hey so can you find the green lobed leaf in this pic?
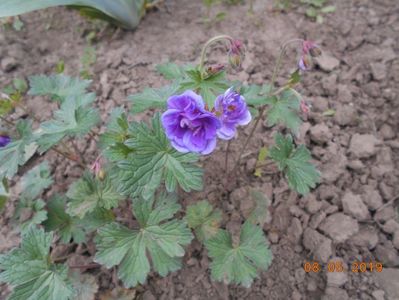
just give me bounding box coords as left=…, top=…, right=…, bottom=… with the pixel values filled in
left=43, top=194, right=114, bottom=244
left=246, top=189, right=270, bottom=226
left=70, top=272, right=99, bottom=300
left=240, top=84, right=273, bottom=107
left=128, top=81, right=180, bottom=114
left=95, top=194, right=193, bottom=288
left=35, top=93, right=100, bottom=153
left=99, top=108, right=133, bottom=161
left=21, top=161, right=53, bottom=200
left=156, top=62, right=185, bottom=80
left=66, top=172, right=123, bottom=219
left=266, top=89, right=302, bottom=134
left=205, top=221, right=273, bottom=287
left=0, top=227, right=74, bottom=300
left=114, top=114, right=203, bottom=200
left=28, top=74, right=91, bottom=102
left=269, top=133, right=321, bottom=195
left=186, top=200, right=222, bottom=241
left=16, top=198, right=48, bottom=231
left=0, top=119, right=37, bottom=179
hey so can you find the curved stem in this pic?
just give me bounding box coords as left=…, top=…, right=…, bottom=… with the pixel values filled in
left=199, top=35, right=234, bottom=77
left=231, top=38, right=304, bottom=173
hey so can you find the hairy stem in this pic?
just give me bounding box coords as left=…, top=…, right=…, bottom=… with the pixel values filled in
left=232, top=38, right=304, bottom=173
left=199, top=35, right=234, bottom=77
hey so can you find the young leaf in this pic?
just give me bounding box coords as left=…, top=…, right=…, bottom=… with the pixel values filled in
left=66, top=172, right=123, bottom=219
left=15, top=198, right=48, bottom=231
left=254, top=146, right=268, bottom=177
left=205, top=221, right=273, bottom=287
left=95, top=193, right=193, bottom=288
left=0, top=178, right=8, bottom=211
left=13, top=78, right=28, bottom=93
left=128, top=81, right=180, bottom=114
left=115, top=114, right=203, bottom=200
left=28, top=74, right=91, bottom=102
left=269, top=133, right=320, bottom=195
left=247, top=189, right=270, bottom=226
left=240, top=84, right=273, bottom=107
left=186, top=200, right=222, bottom=241
left=43, top=194, right=114, bottom=244
left=99, top=108, right=133, bottom=161
left=21, top=161, right=53, bottom=200
left=266, top=89, right=302, bottom=134
left=156, top=62, right=185, bottom=80
left=35, top=93, right=100, bottom=153
left=0, top=227, right=74, bottom=300
left=179, top=68, right=230, bottom=108
left=0, top=119, right=37, bottom=179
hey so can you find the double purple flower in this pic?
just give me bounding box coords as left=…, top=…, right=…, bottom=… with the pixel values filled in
left=214, top=88, right=251, bottom=140
left=162, top=91, right=221, bottom=155
left=0, top=135, right=11, bottom=148
left=161, top=88, right=251, bottom=155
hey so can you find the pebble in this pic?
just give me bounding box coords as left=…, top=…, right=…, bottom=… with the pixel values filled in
left=351, top=226, right=379, bottom=249
left=287, top=218, right=303, bottom=244
left=334, top=105, right=357, bottom=126
left=316, top=54, right=340, bottom=72
left=303, top=228, right=333, bottom=263
left=374, top=268, right=399, bottom=299
left=309, top=211, right=327, bottom=229
left=268, top=231, right=279, bottom=244
left=371, top=290, right=385, bottom=300
left=379, top=124, right=396, bottom=140
left=374, top=244, right=399, bottom=267
left=319, top=213, right=359, bottom=243
left=374, top=205, right=395, bottom=223
left=370, top=62, right=387, bottom=81
left=349, top=134, right=379, bottom=158
left=1, top=57, right=18, bottom=72
left=304, top=194, right=322, bottom=214
left=341, top=192, right=371, bottom=221
left=361, top=186, right=383, bottom=211
left=310, top=124, right=332, bottom=144
left=381, top=219, right=399, bottom=234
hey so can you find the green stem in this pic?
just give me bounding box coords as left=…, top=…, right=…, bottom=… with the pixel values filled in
left=231, top=38, right=304, bottom=173
left=199, top=35, right=234, bottom=77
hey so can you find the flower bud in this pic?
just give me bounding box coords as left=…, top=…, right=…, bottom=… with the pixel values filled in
left=298, top=55, right=312, bottom=71
left=302, top=40, right=322, bottom=57
left=300, top=100, right=311, bottom=114
left=0, top=135, right=11, bottom=148
left=228, top=39, right=245, bottom=69
left=206, top=64, right=225, bottom=76
left=97, top=169, right=106, bottom=181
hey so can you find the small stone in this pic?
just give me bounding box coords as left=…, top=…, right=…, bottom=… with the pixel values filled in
left=361, top=186, right=383, bottom=211
left=348, top=160, right=365, bottom=173
left=326, top=258, right=348, bottom=287
left=374, top=244, right=399, bottom=267
left=303, top=228, right=333, bottom=263
left=142, top=291, right=156, bottom=300
left=322, top=287, right=349, bottom=300
left=316, top=54, right=340, bottom=72
left=349, top=134, right=379, bottom=158
left=334, top=105, right=357, bottom=126
left=288, top=218, right=303, bottom=244
left=341, top=192, right=370, bottom=221
left=379, top=124, right=395, bottom=140
left=381, top=219, right=399, bottom=234
left=307, top=278, right=318, bottom=292
left=309, top=211, right=327, bottom=229
left=370, top=62, right=387, bottom=81
left=310, top=124, right=332, bottom=144
left=245, top=158, right=257, bottom=172
left=319, top=213, right=359, bottom=243
left=393, top=231, right=399, bottom=250
left=304, top=194, right=322, bottom=214
left=1, top=57, right=18, bottom=72
left=268, top=231, right=279, bottom=244
left=351, top=226, right=379, bottom=249
left=374, top=268, right=399, bottom=299
left=374, top=205, right=395, bottom=223
left=295, top=268, right=306, bottom=284
left=371, top=290, right=385, bottom=300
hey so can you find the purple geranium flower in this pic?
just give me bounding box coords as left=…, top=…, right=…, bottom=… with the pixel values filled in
left=214, top=88, right=251, bottom=140
left=0, top=135, right=11, bottom=148
left=161, top=91, right=221, bottom=155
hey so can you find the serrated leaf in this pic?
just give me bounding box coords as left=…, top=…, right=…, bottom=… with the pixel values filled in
left=266, top=89, right=302, bottom=133
left=15, top=198, right=48, bottom=231
left=254, top=146, right=268, bottom=177
left=128, top=81, right=180, bottom=114
left=21, top=161, right=53, bottom=200
left=70, top=272, right=98, bottom=300
left=186, top=200, right=222, bottom=241
left=156, top=62, right=185, bottom=80
left=28, top=74, right=91, bottom=102
left=95, top=194, right=193, bottom=288
left=0, top=227, right=74, bottom=300
left=0, top=98, right=13, bottom=116
left=115, top=114, right=203, bottom=200
left=205, top=221, right=273, bottom=287
left=35, top=93, right=100, bottom=153
left=43, top=194, right=114, bottom=244
left=240, top=84, right=273, bottom=107
left=179, top=69, right=230, bottom=108
left=247, top=189, right=270, bottom=226
left=99, top=108, right=133, bottom=161
left=13, top=78, right=28, bottom=93
left=0, top=119, right=37, bottom=179
left=66, top=172, right=123, bottom=219
left=269, top=133, right=320, bottom=195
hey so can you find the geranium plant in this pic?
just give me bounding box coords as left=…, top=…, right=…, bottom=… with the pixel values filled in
left=0, top=35, right=321, bottom=298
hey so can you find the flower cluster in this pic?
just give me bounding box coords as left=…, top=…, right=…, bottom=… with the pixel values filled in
left=298, top=40, right=322, bottom=71
left=161, top=88, right=251, bottom=155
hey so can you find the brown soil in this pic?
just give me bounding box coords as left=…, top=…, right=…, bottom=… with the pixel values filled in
left=1, top=0, right=399, bottom=299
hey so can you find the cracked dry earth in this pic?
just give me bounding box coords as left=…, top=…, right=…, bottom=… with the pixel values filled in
left=1, top=0, right=399, bottom=299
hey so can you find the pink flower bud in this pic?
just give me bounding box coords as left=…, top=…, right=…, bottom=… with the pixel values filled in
left=300, top=100, right=311, bottom=114
left=228, top=39, right=245, bottom=69
left=302, top=40, right=322, bottom=57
